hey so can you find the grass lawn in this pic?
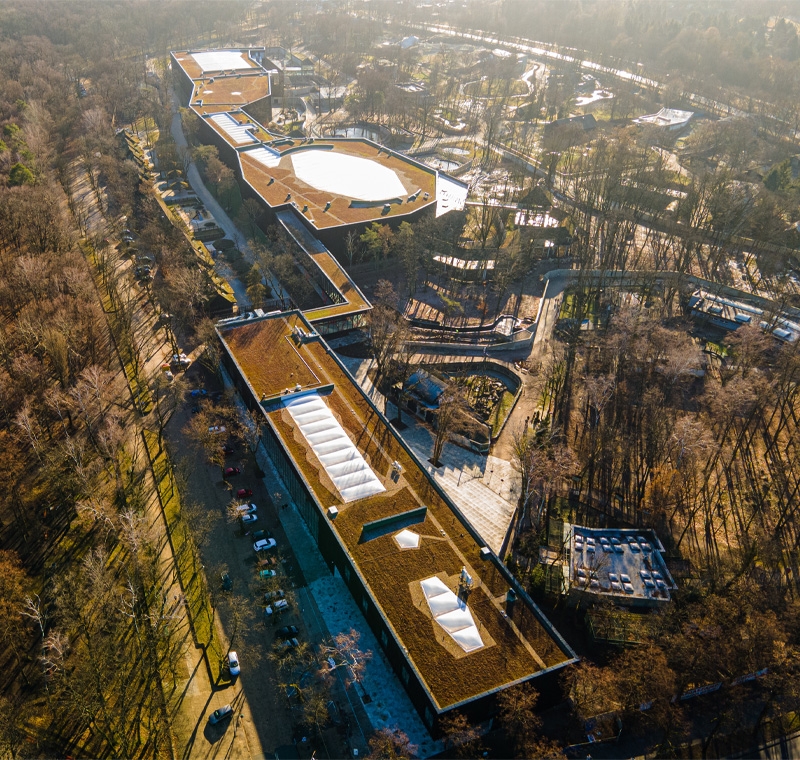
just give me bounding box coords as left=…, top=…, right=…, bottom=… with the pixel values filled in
left=143, top=429, right=223, bottom=681
left=488, top=388, right=517, bottom=438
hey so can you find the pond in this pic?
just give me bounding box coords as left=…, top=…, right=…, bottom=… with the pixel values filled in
left=330, top=125, right=383, bottom=142
left=423, top=157, right=460, bottom=172
left=443, top=146, right=470, bottom=156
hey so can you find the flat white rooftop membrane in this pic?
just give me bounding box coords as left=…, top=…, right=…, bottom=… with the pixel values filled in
left=420, top=576, right=483, bottom=652
left=284, top=393, right=385, bottom=502
left=191, top=51, right=253, bottom=73
left=209, top=113, right=257, bottom=145
left=290, top=150, right=407, bottom=201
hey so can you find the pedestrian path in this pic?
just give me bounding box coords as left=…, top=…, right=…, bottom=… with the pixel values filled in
left=391, top=416, right=517, bottom=553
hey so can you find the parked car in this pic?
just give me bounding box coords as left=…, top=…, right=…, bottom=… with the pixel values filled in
left=190, top=389, right=208, bottom=398
left=326, top=700, right=343, bottom=726
left=282, top=637, right=300, bottom=649
left=253, top=538, right=277, bottom=552
left=236, top=488, right=253, bottom=498
left=208, top=704, right=232, bottom=725
left=209, top=425, right=227, bottom=434
left=264, top=589, right=286, bottom=602
left=241, top=513, right=258, bottom=525
left=252, top=530, right=272, bottom=541
left=223, top=467, right=240, bottom=477
left=172, top=353, right=190, bottom=368
left=264, top=599, right=289, bottom=616
left=234, top=503, right=257, bottom=515
left=226, top=651, right=240, bottom=677
left=221, top=572, right=232, bottom=591
left=276, top=625, right=299, bottom=640
left=259, top=568, right=276, bottom=578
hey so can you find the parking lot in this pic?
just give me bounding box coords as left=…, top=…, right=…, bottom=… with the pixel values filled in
left=164, top=367, right=365, bottom=760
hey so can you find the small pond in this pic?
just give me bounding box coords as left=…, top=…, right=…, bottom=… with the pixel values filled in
left=331, top=126, right=383, bottom=141
left=424, top=157, right=460, bottom=172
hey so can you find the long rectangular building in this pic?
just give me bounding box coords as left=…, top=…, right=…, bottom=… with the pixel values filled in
left=217, top=310, right=576, bottom=731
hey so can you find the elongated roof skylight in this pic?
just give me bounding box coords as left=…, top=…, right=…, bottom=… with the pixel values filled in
left=284, top=393, right=385, bottom=503
left=209, top=113, right=257, bottom=145
left=245, top=146, right=282, bottom=168
left=191, top=51, right=253, bottom=73
left=420, top=576, right=483, bottom=652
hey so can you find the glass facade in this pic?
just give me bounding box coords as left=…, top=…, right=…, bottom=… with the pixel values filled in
left=260, top=422, right=319, bottom=541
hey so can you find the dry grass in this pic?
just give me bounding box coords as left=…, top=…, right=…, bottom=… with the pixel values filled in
left=191, top=73, right=270, bottom=107
left=335, top=496, right=542, bottom=707
left=220, top=314, right=322, bottom=399
left=303, top=252, right=371, bottom=322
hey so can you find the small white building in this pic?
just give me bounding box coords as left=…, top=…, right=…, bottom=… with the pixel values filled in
left=634, top=108, right=694, bottom=132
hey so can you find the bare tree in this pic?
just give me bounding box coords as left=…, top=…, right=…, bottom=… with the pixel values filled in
left=431, top=380, right=472, bottom=468
left=368, top=280, right=410, bottom=391
left=367, top=727, right=416, bottom=759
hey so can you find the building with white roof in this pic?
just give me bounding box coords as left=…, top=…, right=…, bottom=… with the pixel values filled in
left=634, top=107, right=694, bottom=132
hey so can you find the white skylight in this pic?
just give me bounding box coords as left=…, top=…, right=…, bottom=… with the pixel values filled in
left=191, top=51, right=253, bottom=73
left=420, top=576, right=483, bottom=652
left=209, top=113, right=257, bottom=145
left=245, top=146, right=282, bottom=168
left=284, top=393, right=385, bottom=503
left=395, top=529, right=420, bottom=549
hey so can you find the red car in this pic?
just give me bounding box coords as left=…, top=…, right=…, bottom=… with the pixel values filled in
left=237, top=488, right=253, bottom=498
left=223, top=467, right=240, bottom=477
